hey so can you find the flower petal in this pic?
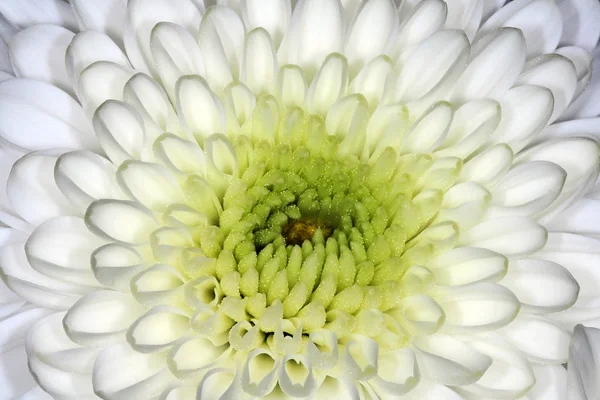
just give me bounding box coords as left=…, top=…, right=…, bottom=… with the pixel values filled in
left=55, top=150, right=126, bottom=211
left=9, top=25, right=74, bottom=94
left=71, top=0, right=127, bottom=48
left=567, top=325, right=600, bottom=399
left=344, top=0, right=398, bottom=74
left=502, top=258, right=579, bottom=313
left=93, top=342, right=173, bottom=399
left=25, top=216, right=104, bottom=287
left=243, top=0, right=292, bottom=47
left=502, top=315, right=571, bottom=364
left=282, top=0, right=346, bottom=77
left=459, top=217, right=547, bottom=256
left=0, top=78, right=98, bottom=152
left=477, top=0, right=562, bottom=57
left=63, top=290, right=145, bottom=346
left=452, top=28, right=526, bottom=103
left=556, top=0, right=600, bottom=52
left=7, top=152, right=78, bottom=225
left=85, top=200, right=157, bottom=245
left=124, top=0, right=202, bottom=76
left=439, top=283, right=520, bottom=333
left=414, top=334, right=492, bottom=385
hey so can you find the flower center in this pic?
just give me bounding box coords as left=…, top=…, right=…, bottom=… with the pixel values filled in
left=178, top=129, right=462, bottom=355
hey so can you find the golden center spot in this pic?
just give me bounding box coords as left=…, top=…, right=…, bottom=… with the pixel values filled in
left=282, top=218, right=333, bottom=246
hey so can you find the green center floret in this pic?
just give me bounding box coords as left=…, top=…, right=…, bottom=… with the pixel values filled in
left=179, top=136, right=460, bottom=352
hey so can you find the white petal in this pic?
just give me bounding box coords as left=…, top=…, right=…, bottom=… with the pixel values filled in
left=25, top=216, right=104, bottom=287
left=26, top=312, right=100, bottom=397
left=0, top=244, right=85, bottom=309
left=427, top=247, right=507, bottom=286
left=344, top=0, right=398, bottom=74
left=567, top=325, right=600, bottom=400
left=436, top=99, right=501, bottom=159
left=197, top=368, right=240, bottom=400
left=7, top=152, right=78, bottom=225
left=93, top=343, right=172, bottom=399
left=393, top=29, right=469, bottom=103
left=127, top=306, right=189, bottom=352
left=92, top=100, right=146, bottom=165
left=0, top=0, right=77, bottom=30
left=477, top=0, right=562, bottom=57
left=63, top=290, right=145, bottom=346
left=278, top=354, right=317, bottom=397
left=307, top=53, right=348, bottom=116
left=124, top=72, right=180, bottom=136
left=460, top=144, right=513, bottom=187
left=175, top=75, right=226, bottom=141
left=117, top=161, right=185, bottom=211
left=66, top=31, right=131, bottom=89
left=414, top=334, right=492, bottom=385
left=489, top=160, right=566, bottom=217
left=502, top=315, right=571, bottom=364
left=458, top=335, right=535, bottom=398
left=276, top=64, right=308, bottom=109
left=9, top=25, right=74, bottom=94
left=241, top=348, right=279, bottom=396
left=0, top=305, right=50, bottom=352
left=516, top=137, right=600, bottom=221
left=370, top=348, right=419, bottom=396
left=79, top=61, right=135, bottom=115
left=85, top=200, right=157, bottom=244
left=546, top=198, right=600, bottom=236
left=282, top=0, right=346, bottom=77
left=242, top=28, right=277, bottom=96
left=151, top=22, right=205, bottom=100
left=153, top=134, right=206, bottom=175
left=444, top=0, right=482, bottom=41
left=501, top=258, right=579, bottom=313
left=556, top=46, right=593, bottom=101
left=0, top=78, right=98, bottom=152
left=125, top=0, right=203, bottom=76
left=0, top=344, right=37, bottom=397
left=392, top=0, right=448, bottom=62
left=440, top=283, right=520, bottom=333
left=460, top=217, right=547, bottom=256
left=492, top=85, right=554, bottom=152
left=91, top=243, right=146, bottom=293
left=71, top=0, right=127, bottom=48
left=452, top=28, right=526, bottom=103
left=537, top=233, right=600, bottom=299
left=516, top=54, right=577, bottom=123
left=526, top=364, right=568, bottom=400
left=55, top=150, right=126, bottom=211
left=402, top=102, right=452, bottom=154
left=562, top=46, right=600, bottom=119
left=243, top=0, right=292, bottom=47
left=556, top=0, right=600, bottom=52
left=169, top=336, right=230, bottom=378
left=349, top=55, right=394, bottom=110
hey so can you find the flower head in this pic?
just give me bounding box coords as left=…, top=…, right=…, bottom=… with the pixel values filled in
left=1, top=0, right=600, bottom=398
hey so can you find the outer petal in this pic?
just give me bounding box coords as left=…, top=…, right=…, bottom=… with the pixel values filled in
left=567, top=325, right=600, bottom=400
left=0, top=0, right=77, bottom=30
left=9, top=25, right=74, bottom=95
left=71, top=0, right=127, bottom=49
left=280, top=0, right=346, bottom=77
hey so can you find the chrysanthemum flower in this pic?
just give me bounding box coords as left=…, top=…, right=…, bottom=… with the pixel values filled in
left=1, top=0, right=600, bottom=398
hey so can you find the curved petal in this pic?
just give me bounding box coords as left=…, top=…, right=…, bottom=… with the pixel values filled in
left=0, top=79, right=98, bottom=152
left=71, top=0, right=127, bottom=49
left=9, top=24, right=74, bottom=94
left=7, top=152, right=79, bottom=225
left=567, top=325, right=600, bottom=400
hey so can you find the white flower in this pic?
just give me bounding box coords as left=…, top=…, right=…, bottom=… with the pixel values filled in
left=0, top=0, right=600, bottom=398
